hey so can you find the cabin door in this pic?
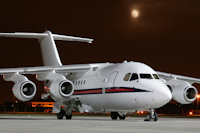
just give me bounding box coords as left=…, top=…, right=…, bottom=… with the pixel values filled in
left=108, top=71, right=118, bottom=87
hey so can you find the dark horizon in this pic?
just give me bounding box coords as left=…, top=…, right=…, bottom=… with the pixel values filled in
left=0, top=0, right=200, bottom=103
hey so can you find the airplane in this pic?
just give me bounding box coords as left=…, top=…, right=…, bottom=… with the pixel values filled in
left=0, top=30, right=199, bottom=121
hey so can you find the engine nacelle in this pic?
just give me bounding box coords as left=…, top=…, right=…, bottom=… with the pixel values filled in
left=49, top=79, right=74, bottom=99
left=12, top=80, right=37, bottom=102
left=172, top=85, right=197, bottom=104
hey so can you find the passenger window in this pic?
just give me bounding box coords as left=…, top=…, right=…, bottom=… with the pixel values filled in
left=153, top=74, right=159, bottom=79
left=140, top=74, right=153, bottom=79
left=130, top=73, right=139, bottom=81
left=123, top=73, right=131, bottom=81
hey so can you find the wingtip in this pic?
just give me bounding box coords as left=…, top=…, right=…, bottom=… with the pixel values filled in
left=88, top=39, right=93, bottom=43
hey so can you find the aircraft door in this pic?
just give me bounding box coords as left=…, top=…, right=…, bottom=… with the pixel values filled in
left=108, top=71, right=118, bottom=87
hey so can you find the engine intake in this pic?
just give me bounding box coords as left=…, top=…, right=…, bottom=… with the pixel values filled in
left=12, top=81, right=37, bottom=102
left=185, top=86, right=197, bottom=100
left=49, top=79, right=74, bottom=99
left=60, top=81, right=73, bottom=96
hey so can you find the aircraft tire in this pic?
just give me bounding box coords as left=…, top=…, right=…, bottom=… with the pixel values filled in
left=154, top=113, right=158, bottom=121
left=145, top=113, right=151, bottom=121
left=57, top=113, right=64, bottom=119
left=57, top=109, right=65, bottom=119
left=119, top=115, right=126, bottom=120
left=65, top=114, right=72, bottom=119
left=111, top=112, right=118, bottom=120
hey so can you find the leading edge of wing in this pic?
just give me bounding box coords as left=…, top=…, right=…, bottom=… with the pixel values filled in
left=0, top=64, right=91, bottom=75
left=156, top=71, right=200, bottom=84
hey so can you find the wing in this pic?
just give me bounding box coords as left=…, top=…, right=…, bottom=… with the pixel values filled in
left=0, top=64, right=91, bottom=75
left=0, top=64, right=91, bottom=113
left=156, top=71, right=200, bottom=84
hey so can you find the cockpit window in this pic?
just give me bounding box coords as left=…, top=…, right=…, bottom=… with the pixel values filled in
left=153, top=74, right=159, bottom=79
left=140, top=74, right=153, bottom=79
left=123, top=73, right=131, bottom=81
left=130, top=73, right=139, bottom=81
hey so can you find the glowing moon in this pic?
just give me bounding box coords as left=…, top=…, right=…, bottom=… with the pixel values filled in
left=131, top=10, right=139, bottom=18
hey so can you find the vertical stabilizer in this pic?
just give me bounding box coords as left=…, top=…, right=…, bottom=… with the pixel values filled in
left=39, top=31, right=62, bottom=66
left=0, top=30, right=93, bottom=66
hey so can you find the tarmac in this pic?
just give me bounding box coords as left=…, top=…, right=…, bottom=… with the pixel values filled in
left=0, top=115, right=199, bottom=133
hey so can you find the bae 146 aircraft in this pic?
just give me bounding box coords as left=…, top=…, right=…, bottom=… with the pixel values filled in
left=0, top=31, right=199, bottom=121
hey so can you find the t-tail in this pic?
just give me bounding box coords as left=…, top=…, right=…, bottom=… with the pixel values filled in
left=0, top=30, right=93, bottom=66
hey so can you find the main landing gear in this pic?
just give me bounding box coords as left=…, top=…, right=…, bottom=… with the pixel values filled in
left=111, top=112, right=126, bottom=120
left=56, top=98, right=83, bottom=120
left=144, top=109, right=158, bottom=121
left=57, top=108, right=72, bottom=120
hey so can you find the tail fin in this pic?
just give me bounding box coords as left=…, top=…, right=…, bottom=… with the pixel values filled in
left=0, top=31, right=93, bottom=66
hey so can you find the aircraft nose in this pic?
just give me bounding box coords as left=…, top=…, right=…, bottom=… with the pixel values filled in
left=160, top=87, right=172, bottom=102
left=155, top=84, right=172, bottom=107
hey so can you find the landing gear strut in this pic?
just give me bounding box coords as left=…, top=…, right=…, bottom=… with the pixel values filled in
left=111, top=112, right=126, bottom=120
left=144, top=109, right=158, bottom=121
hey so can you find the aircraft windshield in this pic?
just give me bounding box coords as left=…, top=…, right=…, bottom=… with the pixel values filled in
left=140, top=74, right=153, bottom=79
left=123, top=73, right=131, bottom=81
left=124, top=73, right=139, bottom=81
left=124, top=73, right=158, bottom=81
left=130, top=73, right=139, bottom=81
left=153, top=74, right=159, bottom=79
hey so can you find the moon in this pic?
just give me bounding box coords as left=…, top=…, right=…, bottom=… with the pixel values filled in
left=131, top=10, right=139, bottom=18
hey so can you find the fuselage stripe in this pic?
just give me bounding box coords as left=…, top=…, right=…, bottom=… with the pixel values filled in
left=73, top=87, right=149, bottom=95
left=73, top=88, right=102, bottom=95
left=106, top=88, right=135, bottom=93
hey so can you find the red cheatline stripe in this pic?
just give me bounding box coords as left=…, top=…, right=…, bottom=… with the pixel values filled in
left=73, top=89, right=102, bottom=94
left=106, top=88, right=135, bottom=93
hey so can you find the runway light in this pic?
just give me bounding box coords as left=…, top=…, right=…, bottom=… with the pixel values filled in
left=189, top=111, right=193, bottom=115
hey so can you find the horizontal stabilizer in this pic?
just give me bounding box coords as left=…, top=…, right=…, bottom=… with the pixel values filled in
left=0, top=31, right=93, bottom=43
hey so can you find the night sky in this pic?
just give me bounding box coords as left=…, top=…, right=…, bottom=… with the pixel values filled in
left=0, top=0, right=200, bottom=102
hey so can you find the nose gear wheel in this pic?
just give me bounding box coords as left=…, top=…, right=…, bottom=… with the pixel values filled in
left=144, top=109, right=158, bottom=121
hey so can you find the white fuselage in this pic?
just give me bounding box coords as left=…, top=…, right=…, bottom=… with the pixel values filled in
left=68, top=61, right=172, bottom=113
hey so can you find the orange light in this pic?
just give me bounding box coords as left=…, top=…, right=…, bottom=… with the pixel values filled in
left=197, top=94, right=200, bottom=98
left=189, top=111, right=193, bottom=115
left=141, top=111, right=144, bottom=114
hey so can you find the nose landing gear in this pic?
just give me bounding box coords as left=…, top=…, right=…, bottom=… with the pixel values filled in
left=144, top=109, right=158, bottom=121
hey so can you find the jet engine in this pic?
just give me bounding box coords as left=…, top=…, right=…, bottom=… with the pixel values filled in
left=172, top=85, right=197, bottom=104
left=49, top=79, right=74, bottom=99
left=12, top=80, right=37, bottom=102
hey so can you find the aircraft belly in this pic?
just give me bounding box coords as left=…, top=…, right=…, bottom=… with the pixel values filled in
left=79, top=92, right=155, bottom=112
